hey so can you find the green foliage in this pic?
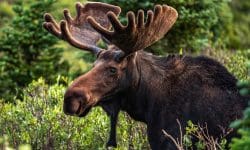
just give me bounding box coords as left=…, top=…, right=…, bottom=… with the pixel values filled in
left=229, top=0, right=250, bottom=49
left=209, top=49, right=250, bottom=81
left=53, top=0, right=84, bottom=18
left=93, top=0, right=233, bottom=53
left=236, top=56, right=250, bottom=96
left=60, top=43, right=95, bottom=78
left=0, top=78, right=149, bottom=149
left=0, top=135, right=31, bottom=150
left=229, top=60, right=250, bottom=150
left=184, top=121, right=228, bottom=150
left=0, top=2, right=14, bottom=18
left=0, top=0, right=70, bottom=102
left=230, top=107, right=250, bottom=150
left=0, top=1, right=14, bottom=27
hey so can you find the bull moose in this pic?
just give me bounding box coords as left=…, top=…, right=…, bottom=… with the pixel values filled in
left=43, top=2, right=248, bottom=149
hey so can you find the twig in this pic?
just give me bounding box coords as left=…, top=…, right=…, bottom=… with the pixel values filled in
left=176, top=119, right=183, bottom=148
left=162, top=129, right=184, bottom=150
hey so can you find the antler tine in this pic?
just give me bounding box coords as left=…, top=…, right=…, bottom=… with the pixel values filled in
left=59, top=20, right=101, bottom=54
left=43, top=2, right=121, bottom=55
left=107, top=12, right=125, bottom=32
left=88, top=4, right=178, bottom=55
left=87, top=16, right=113, bottom=40
left=43, top=13, right=62, bottom=38
left=137, top=10, right=144, bottom=28
left=43, top=13, right=102, bottom=54
left=43, top=22, right=61, bottom=38
left=154, top=5, right=162, bottom=19
left=75, top=2, right=83, bottom=19
left=127, top=11, right=136, bottom=32
left=145, top=10, right=154, bottom=27
left=44, top=13, right=60, bottom=30
left=63, top=9, right=73, bottom=24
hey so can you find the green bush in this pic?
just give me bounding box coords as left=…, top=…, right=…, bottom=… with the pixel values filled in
left=229, top=59, right=250, bottom=150
left=0, top=135, right=31, bottom=150
left=185, top=121, right=228, bottom=150
left=229, top=0, right=250, bottom=49
left=93, top=0, right=233, bottom=53
left=209, top=49, right=250, bottom=80
left=0, top=0, right=70, bottom=102
left=0, top=78, right=149, bottom=149
left=0, top=1, right=14, bottom=28
left=230, top=107, right=250, bottom=150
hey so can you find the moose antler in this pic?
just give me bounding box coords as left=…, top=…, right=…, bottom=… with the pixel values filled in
left=43, top=2, right=121, bottom=54
left=88, top=5, right=178, bottom=55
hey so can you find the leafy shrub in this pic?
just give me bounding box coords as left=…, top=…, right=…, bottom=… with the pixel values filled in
left=229, top=59, right=250, bottom=150
left=0, top=0, right=70, bottom=102
left=93, top=0, right=233, bottom=53
left=229, top=0, right=250, bottom=49
left=230, top=107, right=250, bottom=150
left=209, top=49, right=250, bottom=81
left=0, top=1, right=14, bottom=27
left=0, top=78, right=149, bottom=149
left=0, top=135, right=31, bottom=150
left=162, top=120, right=229, bottom=150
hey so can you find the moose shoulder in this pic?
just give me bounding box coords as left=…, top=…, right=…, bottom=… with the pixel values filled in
left=43, top=2, right=248, bottom=149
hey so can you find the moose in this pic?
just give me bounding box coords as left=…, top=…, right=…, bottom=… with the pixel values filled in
left=43, top=2, right=248, bottom=149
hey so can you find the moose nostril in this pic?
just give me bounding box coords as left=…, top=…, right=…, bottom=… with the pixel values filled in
left=63, top=89, right=91, bottom=115
left=63, top=98, right=81, bottom=115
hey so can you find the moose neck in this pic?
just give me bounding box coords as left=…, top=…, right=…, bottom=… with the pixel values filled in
left=121, top=51, right=170, bottom=123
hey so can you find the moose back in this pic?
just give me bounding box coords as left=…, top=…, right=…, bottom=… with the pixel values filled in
left=43, top=2, right=248, bottom=149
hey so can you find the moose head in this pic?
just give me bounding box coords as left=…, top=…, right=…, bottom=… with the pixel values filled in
left=43, top=2, right=178, bottom=117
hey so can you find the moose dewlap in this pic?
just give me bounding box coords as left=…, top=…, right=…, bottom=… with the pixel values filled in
left=43, top=2, right=248, bottom=149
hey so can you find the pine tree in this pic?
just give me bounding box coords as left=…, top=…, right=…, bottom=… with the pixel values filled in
left=0, top=0, right=69, bottom=102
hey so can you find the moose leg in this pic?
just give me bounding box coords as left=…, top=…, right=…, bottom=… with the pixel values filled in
left=106, top=111, right=118, bottom=147
left=99, top=100, right=120, bottom=148
left=148, top=127, right=179, bottom=150
left=147, top=117, right=182, bottom=150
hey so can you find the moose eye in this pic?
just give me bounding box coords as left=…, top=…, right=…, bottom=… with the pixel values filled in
left=109, top=67, right=117, bottom=74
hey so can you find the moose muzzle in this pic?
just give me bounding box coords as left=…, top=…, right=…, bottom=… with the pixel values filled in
left=63, top=88, right=92, bottom=117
